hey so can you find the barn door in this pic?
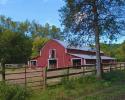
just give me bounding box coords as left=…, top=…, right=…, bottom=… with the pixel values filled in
left=48, top=59, right=57, bottom=69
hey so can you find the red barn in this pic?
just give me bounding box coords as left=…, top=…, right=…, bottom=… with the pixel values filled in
left=29, top=39, right=115, bottom=69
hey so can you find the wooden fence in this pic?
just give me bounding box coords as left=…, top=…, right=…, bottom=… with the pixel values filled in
left=0, top=62, right=125, bottom=89
left=0, top=66, right=44, bottom=90
left=43, top=62, right=125, bottom=87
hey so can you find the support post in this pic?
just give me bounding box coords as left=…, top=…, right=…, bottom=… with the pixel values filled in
left=67, top=67, right=69, bottom=80
left=120, top=63, right=121, bottom=70
left=1, top=64, right=5, bottom=82
left=124, top=63, right=125, bottom=70
left=25, top=65, right=27, bottom=89
left=43, top=67, right=47, bottom=89
left=120, top=63, right=122, bottom=70
left=82, top=66, right=84, bottom=76
left=109, top=64, right=112, bottom=72
left=115, top=63, right=117, bottom=70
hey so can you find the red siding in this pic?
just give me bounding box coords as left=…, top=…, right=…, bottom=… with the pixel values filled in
left=67, top=49, right=104, bottom=56
left=36, top=40, right=73, bottom=68
left=31, top=39, right=114, bottom=68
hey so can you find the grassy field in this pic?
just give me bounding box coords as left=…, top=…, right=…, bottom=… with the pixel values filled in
left=30, top=70, right=125, bottom=100
left=1, top=66, right=125, bottom=100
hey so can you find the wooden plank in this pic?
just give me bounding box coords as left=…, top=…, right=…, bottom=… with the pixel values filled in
left=47, top=65, right=95, bottom=72
left=47, top=70, right=96, bottom=79
left=27, top=80, right=44, bottom=84
left=5, top=77, right=26, bottom=81
left=5, top=70, right=43, bottom=75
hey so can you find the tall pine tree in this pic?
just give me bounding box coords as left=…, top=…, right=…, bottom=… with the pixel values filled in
left=59, top=0, right=125, bottom=78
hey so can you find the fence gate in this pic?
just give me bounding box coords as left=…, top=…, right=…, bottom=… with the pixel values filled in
left=4, top=66, right=44, bottom=90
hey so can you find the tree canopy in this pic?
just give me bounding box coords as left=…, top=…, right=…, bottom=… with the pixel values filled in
left=59, top=0, right=125, bottom=78
left=100, top=41, right=125, bottom=62
left=0, top=15, right=63, bottom=64
left=0, top=29, right=32, bottom=64
left=59, top=0, right=125, bottom=44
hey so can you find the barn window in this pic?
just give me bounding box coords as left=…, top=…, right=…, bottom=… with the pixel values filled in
left=72, top=59, right=81, bottom=67
left=30, top=60, right=37, bottom=67
left=49, top=49, right=56, bottom=58
left=85, top=59, right=96, bottom=64
left=48, top=59, right=57, bottom=69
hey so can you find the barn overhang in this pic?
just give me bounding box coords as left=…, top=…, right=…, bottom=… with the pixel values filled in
left=69, top=54, right=115, bottom=60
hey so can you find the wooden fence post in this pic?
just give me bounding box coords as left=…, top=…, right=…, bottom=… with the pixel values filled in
left=101, top=63, right=103, bottom=74
left=109, top=64, right=112, bottom=72
left=82, top=66, right=84, bottom=76
left=95, top=65, right=97, bottom=75
left=2, top=64, right=5, bottom=82
left=120, top=63, right=121, bottom=70
left=115, top=63, right=117, bottom=70
left=67, top=67, right=69, bottom=80
left=43, top=67, right=47, bottom=89
left=24, top=65, right=27, bottom=89
left=124, top=63, right=125, bottom=70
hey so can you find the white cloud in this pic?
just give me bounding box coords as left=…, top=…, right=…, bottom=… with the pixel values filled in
left=0, top=0, right=8, bottom=5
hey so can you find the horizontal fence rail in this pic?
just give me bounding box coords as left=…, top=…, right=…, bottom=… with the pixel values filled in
left=0, top=66, right=44, bottom=90
left=44, top=63, right=125, bottom=87
left=0, top=62, right=125, bottom=90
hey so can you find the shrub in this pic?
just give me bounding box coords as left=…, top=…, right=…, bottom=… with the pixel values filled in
left=102, top=70, right=125, bottom=83
left=0, top=82, right=31, bottom=100
left=60, top=77, right=75, bottom=89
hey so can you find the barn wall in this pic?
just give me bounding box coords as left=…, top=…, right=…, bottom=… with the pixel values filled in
left=67, top=49, right=104, bottom=56
left=31, top=39, right=113, bottom=68
left=36, top=40, right=70, bottom=68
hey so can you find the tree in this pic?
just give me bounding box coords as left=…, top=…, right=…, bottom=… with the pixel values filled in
left=0, top=15, right=63, bottom=59
left=114, top=41, right=125, bottom=61
left=0, top=29, right=32, bottom=65
left=59, top=0, right=125, bottom=78
left=32, top=37, right=49, bottom=58
left=50, top=25, right=62, bottom=39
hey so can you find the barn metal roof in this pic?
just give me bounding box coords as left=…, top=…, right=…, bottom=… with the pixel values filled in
left=53, top=39, right=103, bottom=53
left=70, top=54, right=115, bottom=60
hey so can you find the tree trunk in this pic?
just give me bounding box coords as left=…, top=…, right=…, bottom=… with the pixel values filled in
left=95, top=29, right=102, bottom=79
left=93, top=0, right=102, bottom=79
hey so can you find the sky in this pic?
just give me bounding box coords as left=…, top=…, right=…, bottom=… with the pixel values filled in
left=0, top=0, right=64, bottom=27
left=0, top=0, right=125, bottom=43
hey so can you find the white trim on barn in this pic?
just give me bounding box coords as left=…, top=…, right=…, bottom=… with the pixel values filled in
left=49, top=49, right=56, bottom=59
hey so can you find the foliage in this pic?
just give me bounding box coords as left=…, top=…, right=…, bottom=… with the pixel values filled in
left=100, top=41, right=125, bottom=61
left=32, top=37, right=49, bottom=58
left=103, top=70, right=125, bottom=83
left=31, top=70, right=125, bottom=100
left=31, top=75, right=112, bottom=100
left=0, top=82, right=31, bottom=100
left=0, top=15, right=63, bottom=59
left=59, top=0, right=125, bottom=78
left=0, top=29, right=32, bottom=64
left=59, top=0, right=125, bottom=44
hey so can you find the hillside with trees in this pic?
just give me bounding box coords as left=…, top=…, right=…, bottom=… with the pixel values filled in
left=100, top=41, right=125, bottom=62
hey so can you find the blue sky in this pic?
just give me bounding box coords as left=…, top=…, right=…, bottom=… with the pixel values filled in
left=0, top=0, right=64, bottom=27
left=0, top=0, right=125, bottom=43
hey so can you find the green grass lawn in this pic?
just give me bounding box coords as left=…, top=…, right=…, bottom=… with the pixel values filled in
left=30, top=70, right=125, bottom=100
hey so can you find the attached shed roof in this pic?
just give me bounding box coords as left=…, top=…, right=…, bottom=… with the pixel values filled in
left=53, top=39, right=103, bottom=53
left=70, top=54, right=115, bottom=60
